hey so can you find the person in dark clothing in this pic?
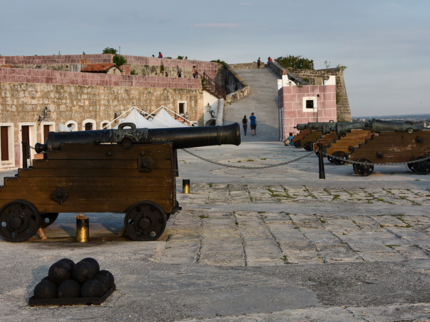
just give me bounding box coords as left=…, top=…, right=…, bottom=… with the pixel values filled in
left=257, top=57, right=261, bottom=69
left=242, top=115, right=248, bottom=136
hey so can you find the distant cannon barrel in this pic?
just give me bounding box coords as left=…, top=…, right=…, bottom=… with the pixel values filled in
left=369, top=120, right=424, bottom=133
left=336, top=122, right=370, bottom=136
left=295, top=120, right=335, bottom=131
left=295, top=124, right=308, bottom=131
left=35, top=123, right=241, bottom=153
left=321, top=122, right=338, bottom=134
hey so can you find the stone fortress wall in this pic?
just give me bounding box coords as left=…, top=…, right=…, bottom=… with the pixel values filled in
left=0, top=54, right=222, bottom=169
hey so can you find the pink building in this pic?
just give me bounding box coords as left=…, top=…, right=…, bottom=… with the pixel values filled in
left=277, top=75, right=337, bottom=141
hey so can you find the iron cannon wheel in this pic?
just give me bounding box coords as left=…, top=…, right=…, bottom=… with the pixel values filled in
left=40, top=213, right=59, bottom=229
left=355, top=158, right=374, bottom=177
left=303, top=142, right=313, bottom=151
left=124, top=201, right=167, bottom=241
left=327, top=155, right=334, bottom=163
left=412, top=159, right=430, bottom=175
left=0, top=200, right=41, bottom=242
left=331, top=151, right=347, bottom=165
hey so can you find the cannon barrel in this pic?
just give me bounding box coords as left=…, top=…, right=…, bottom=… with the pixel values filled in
left=336, top=122, right=370, bottom=136
left=295, top=121, right=335, bottom=131
left=36, top=122, right=241, bottom=153
left=369, top=120, right=424, bottom=133
left=321, top=122, right=338, bottom=134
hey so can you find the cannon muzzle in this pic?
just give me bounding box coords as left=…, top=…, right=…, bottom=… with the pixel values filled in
left=36, top=123, right=241, bottom=153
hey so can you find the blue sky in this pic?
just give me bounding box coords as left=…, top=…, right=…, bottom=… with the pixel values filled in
left=1, top=0, right=429, bottom=117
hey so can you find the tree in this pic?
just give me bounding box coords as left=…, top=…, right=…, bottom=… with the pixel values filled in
left=275, top=55, right=314, bottom=70
left=103, top=47, right=118, bottom=54
left=113, top=54, right=127, bottom=66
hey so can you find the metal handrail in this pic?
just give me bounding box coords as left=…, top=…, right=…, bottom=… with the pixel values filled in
left=196, top=71, right=226, bottom=99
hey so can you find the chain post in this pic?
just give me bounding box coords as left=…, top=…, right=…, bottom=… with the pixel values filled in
left=318, top=144, right=325, bottom=179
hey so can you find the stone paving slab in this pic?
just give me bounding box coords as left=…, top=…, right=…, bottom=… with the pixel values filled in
left=179, top=303, right=430, bottom=321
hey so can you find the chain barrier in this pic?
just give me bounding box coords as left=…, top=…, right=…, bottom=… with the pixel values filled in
left=318, top=151, right=430, bottom=166
left=182, top=149, right=314, bottom=169
left=182, top=147, right=430, bottom=169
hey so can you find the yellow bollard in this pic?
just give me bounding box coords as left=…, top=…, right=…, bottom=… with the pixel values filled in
left=182, top=179, right=190, bottom=194
left=76, top=214, right=89, bottom=242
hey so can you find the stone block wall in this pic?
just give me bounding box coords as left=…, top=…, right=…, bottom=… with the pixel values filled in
left=0, top=68, right=201, bottom=89
left=279, top=78, right=337, bottom=140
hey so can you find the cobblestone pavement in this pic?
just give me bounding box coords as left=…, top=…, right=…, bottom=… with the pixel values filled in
left=160, top=208, right=430, bottom=267
left=184, top=183, right=430, bottom=206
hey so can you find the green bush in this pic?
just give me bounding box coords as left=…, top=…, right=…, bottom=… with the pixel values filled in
left=177, top=55, right=184, bottom=60
left=275, top=55, right=314, bottom=70
left=211, top=59, right=226, bottom=65
left=113, top=54, right=127, bottom=66
left=130, top=69, right=138, bottom=75
left=103, top=47, right=118, bottom=54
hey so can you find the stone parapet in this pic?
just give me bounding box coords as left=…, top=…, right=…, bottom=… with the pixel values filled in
left=0, top=67, right=201, bottom=89
left=2, top=54, right=112, bottom=65
left=228, top=62, right=265, bottom=70
left=226, top=86, right=250, bottom=104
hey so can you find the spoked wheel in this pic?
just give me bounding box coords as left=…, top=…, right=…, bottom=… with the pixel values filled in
left=413, top=159, right=430, bottom=175
left=124, top=201, right=167, bottom=241
left=0, top=200, right=41, bottom=242
left=331, top=151, right=347, bottom=165
left=40, top=213, right=59, bottom=229
left=355, top=158, right=374, bottom=176
left=303, top=142, right=313, bottom=151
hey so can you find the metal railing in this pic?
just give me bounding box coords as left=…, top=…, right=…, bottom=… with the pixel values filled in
left=196, top=71, right=226, bottom=99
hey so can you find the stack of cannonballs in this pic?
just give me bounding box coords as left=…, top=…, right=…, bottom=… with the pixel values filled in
left=33, top=258, right=114, bottom=300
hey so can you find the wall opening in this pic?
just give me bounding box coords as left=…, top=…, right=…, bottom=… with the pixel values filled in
left=178, top=101, right=187, bottom=115
left=1, top=126, right=9, bottom=161
left=85, top=123, right=93, bottom=131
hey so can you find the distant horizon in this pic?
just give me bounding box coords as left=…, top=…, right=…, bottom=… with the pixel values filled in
left=352, top=113, right=430, bottom=118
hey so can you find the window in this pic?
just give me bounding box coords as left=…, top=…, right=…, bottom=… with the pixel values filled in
left=177, top=101, right=187, bottom=115
left=306, top=100, right=314, bottom=109
left=302, top=97, right=317, bottom=112
left=0, top=124, right=14, bottom=167
left=82, top=119, right=96, bottom=131
left=179, top=103, right=185, bottom=114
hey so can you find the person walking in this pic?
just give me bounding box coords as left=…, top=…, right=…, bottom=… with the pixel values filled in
left=242, top=115, right=248, bottom=136
left=192, top=66, right=197, bottom=78
left=257, top=57, right=261, bottom=69
left=250, top=112, right=257, bottom=136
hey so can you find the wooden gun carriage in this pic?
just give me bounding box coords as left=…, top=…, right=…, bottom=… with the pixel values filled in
left=292, top=121, right=334, bottom=149
left=0, top=123, right=241, bottom=242
left=346, top=120, right=429, bottom=176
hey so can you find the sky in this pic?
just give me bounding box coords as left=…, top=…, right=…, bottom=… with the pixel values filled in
left=1, top=0, right=429, bottom=117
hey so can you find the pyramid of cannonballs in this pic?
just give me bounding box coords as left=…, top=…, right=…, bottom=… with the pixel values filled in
left=33, top=258, right=114, bottom=299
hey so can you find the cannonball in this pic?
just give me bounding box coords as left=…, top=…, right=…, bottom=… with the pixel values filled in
left=80, top=279, right=104, bottom=298
left=48, top=261, right=72, bottom=285
left=81, top=257, right=100, bottom=273
left=57, top=279, right=81, bottom=298
left=71, top=261, right=96, bottom=284
left=34, top=280, right=57, bottom=299
left=94, top=274, right=110, bottom=294
left=57, top=258, right=75, bottom=269
left=97, top=270, right=114, bottom=288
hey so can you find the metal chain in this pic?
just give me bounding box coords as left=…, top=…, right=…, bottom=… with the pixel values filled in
left=319, top=151, right=430, bottom=166
left=182, top=149, right=315, bottom=169
left=182, top=146, right=430, bottom=169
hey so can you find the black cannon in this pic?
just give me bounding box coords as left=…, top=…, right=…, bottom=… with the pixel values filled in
left=0, top=123, right=241, bottom=242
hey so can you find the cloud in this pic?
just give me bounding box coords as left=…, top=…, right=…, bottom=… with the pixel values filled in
left=193, top=23, right=238, bottom=29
